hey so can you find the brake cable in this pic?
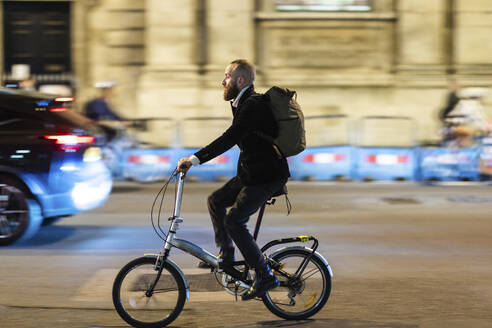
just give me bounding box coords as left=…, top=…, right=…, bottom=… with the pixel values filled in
left=150, top=168, right=178, bottom=241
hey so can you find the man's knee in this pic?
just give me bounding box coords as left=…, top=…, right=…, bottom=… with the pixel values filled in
left=208, top=192, right=227, bottom=214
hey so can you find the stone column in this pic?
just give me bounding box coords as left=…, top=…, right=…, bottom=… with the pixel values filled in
left=72, top=0, right=91, bottom=103
left=454, top=0, right=492, bottom=84
left=137, top=0, right=202, bottom=119
left=105, top=0, right=145, bottom=115
left=205, top=0, right=255, bottom=72
left=201, top=0, right=256, bottom=114
left=396, top=0, right=448, bottom=84
left=85, top=0, right=145, bottom=117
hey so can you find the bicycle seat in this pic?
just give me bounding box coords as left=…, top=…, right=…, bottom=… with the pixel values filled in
left=269, top=184, right=287, bottom=200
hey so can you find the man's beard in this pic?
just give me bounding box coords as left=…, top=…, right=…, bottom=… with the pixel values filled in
left=223, top=81, right=240, bottom=101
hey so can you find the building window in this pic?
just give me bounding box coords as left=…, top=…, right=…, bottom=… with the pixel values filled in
left=274, top=0, right=372, bottom=12
left=3, top=1, right=71, bottom=80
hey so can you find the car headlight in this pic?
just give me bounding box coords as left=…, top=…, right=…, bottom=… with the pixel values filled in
left=71, top=180, right=112, bottom=210
left=83, top=147, right=102, bottom=162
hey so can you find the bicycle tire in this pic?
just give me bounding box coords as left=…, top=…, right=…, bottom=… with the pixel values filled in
left=262, top=247, right=332, bottom=320
left=112, top=256, right=187, bottom=328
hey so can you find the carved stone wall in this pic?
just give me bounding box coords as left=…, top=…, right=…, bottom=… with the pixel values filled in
left=84, top=0, right=145, bottom=117
left=1, top=0, right=491, bottom=143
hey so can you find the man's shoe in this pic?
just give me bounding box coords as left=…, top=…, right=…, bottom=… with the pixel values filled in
left=241, top=264, right=279, bottom=301
left=197, top=250, right=235, bottom=269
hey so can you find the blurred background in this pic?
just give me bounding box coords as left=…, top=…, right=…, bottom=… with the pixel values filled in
left=2, top=0, right=492, bottom=183
left=1, top=0, right=491, bottom=143
left=2, top=3, right=492, bottom=326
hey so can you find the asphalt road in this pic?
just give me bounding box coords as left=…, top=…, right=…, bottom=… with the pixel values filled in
left=1, top=181, right=492, bottom=328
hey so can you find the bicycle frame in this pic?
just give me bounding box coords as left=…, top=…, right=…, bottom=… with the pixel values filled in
left=114, top=171, right=333, bottom=327
left=157, top=172, right=219, bottom=269
left=157, top=172, right=319, bottom=279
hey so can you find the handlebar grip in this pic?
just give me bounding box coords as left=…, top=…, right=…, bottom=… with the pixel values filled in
left=179, top=163, right=189, bottom=170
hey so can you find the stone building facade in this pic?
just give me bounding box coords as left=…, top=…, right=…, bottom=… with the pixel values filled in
left=1, top=0, right=492, bottom=144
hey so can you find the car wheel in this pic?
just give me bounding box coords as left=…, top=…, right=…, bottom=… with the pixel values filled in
left=0, top=175, right=43, bottom=246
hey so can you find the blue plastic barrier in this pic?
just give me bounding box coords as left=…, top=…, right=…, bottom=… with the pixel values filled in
left=174, top=146, right=239, bottom=181
left=175, top=117, right=239, bottom=181
left=289, top=145, right=354, bottom=181
left=289, top=115, right=353, bottom=181
left=480, top=145, right=492, bottom=180
left=121, top=148, right=177, bottom=182
left=353, top=116, right=417, bottom=181
left=354, top=147, right=417, bottom=181
left=419, top=147, right=481, bottom=181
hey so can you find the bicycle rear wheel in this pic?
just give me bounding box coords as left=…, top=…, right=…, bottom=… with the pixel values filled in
left=112, top=256, right=187, bottom=328
left=262, top=247, right=332, bottom=320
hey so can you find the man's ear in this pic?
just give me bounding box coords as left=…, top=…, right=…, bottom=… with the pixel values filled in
left=236, top=76, right=245, bottom=88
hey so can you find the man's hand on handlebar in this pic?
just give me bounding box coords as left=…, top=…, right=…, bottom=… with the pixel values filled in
left=177, top=157, right=192, bottom=173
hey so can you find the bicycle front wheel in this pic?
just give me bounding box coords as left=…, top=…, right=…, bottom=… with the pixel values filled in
left=112, top=256, right=187, bottom=328
left=262, top=247, right=332, bottom=320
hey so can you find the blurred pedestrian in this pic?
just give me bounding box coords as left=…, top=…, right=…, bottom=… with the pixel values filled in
left=440, top=82, right=490, bottom=147
left=85, top=81, right=125, bottom=123
left=85, top=81, right=133, bottom=148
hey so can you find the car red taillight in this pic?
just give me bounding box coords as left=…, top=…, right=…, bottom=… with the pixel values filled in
left=49, top=97, right=74, bottom=112
left=49, top=107, right=68, bottom=112
left=54, top=97, right=74, bottom=102
left=44, top=135, right=95, bottom=150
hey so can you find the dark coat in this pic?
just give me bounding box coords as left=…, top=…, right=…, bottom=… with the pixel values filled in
left=194, top=86, right=290, bottom=185
left=85, top=98, right=122, bottom=121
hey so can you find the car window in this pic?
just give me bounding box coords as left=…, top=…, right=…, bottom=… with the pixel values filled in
left=0, top=103, right=94, bottom=131
left=0, top=107, right=46, bottom=131
left=0, top=107, right=20, bottom=126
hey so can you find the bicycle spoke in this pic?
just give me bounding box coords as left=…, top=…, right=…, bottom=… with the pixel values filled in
left=275, top=268, right=294, bottom=280
left=300, top=267, right=320, bottom=281
left=263, top=250, right=332, bottom=320
left=152, top=288, right=181, bottom=294
left=271, top=301, right=295, bottom=307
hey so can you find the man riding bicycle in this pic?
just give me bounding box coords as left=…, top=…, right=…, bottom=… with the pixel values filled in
left=177, top=59, right=290, bottom=301
left=439, top=85, right=490, bottom=147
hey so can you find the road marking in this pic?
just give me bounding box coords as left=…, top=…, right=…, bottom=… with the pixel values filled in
left=72, top=268, right=240, bottom=304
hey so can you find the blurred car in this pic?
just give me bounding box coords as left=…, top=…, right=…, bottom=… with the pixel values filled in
left=0, top=88, right=112, bottom=245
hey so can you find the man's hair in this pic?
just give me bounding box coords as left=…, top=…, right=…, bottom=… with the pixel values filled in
left=230, top=59, right=255, bottom=84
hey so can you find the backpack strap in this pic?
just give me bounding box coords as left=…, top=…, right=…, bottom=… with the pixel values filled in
left=251, top=93, right=285, bottom=159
